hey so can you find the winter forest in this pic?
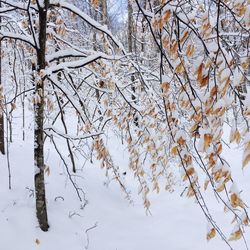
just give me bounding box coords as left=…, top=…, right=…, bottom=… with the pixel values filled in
left=0, top=0, right=250, bottom=249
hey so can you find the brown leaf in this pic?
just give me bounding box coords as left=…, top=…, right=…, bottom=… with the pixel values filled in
left=186, top=44, right=195, bottom=57
left=161, top=82, right=170, bottom=94
left=200, top=75, right=209, bottom=87
left=204, top=134, right=213, bottom=151
left=216, top=183, right=224, bottom=192
left=234, top=129, right=241, bottom=144
left=10, top=102, right=16, bottom=113
left=229, top=228, right=242, bottom=241
left=171, top=145, right=178, bottom=156
left=175, top=62, right=184, bottom=74
left=196, top=63, right=204, bottom=79
left=180, top=31, right=189, bottom=44
left=210, top=86, right=217, bottom=97
left=91, top=0, right=99, bottom=8
left=207, top=228, right=216, bottom=241
left=177, top=136, right=186, bottom=145
left=183, top=167, right=195, bottom=181
left=163, top=10, right=171, bottom=23
left=230, top=193, right=244, bottom=208
left=243, top=153, right=250, bottom=168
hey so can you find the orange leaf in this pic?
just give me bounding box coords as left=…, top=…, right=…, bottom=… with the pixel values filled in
left=204, top=134, right=213, bottom=151
left=161, top=82, right=170, bottom=94
left=216, top=183, right=224, bottom=192
left=229, top=228, right=242, bottom=241
left=183, top=167, right=195, bottom=181
left=243, top=153, right=250, bottom=168
left=177, top=137, right=186, bottom=145
left=207, top=228, right=216, bottom=241
left=180, top=31, right=189, bottom=44
left=175, top=62, right=184, bottom=74
left=163, top=10, right=171, bottom=23
left=230, top=193, right=244, bottom=208
left=235, top=129, right=241, bottom=144
left=186, top=44, right=195, bottom=57
left=171, top=145, right=178, bottom=156
left=200, top=75, right=209, bottom=87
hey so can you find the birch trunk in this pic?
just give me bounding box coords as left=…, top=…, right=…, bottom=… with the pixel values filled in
left=34, top=0, right=49, bottom=232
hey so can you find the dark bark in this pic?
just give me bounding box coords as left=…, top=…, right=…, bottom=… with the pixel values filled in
left=0, top=1, right=5, bottom=155
left=100, top=0, right=108, bottom=26
left=34, top=0, right=49, bottom=232
left=127, top=0, right=133, bottom=54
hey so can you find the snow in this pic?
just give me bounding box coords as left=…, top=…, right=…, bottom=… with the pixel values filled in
left=44, top=125, right=103, bottom=140
left=0, top=0, right=31, bottom=11
left=0, top=113, right=250, bottom=250
left=0, top=0, right=249, bottom=249
left=0, top=31, right=35, bottom=48
left=50, top=0, right=125, bottom=54
left=45, top=52, right=120, bottom=75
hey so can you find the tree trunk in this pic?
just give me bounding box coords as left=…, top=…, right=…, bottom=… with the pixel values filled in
left=34, top=0, right=49, bottom=232
left=0, top=1, right=5, bottom=155
left=128, top=0, right=133, bottom=54
left=101, top=0, right=108, bottom=26
left=128, top=0, right=138, bottom=126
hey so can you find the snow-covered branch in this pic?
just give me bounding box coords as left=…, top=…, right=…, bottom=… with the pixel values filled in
left=0, top=31, right=35, bottom=47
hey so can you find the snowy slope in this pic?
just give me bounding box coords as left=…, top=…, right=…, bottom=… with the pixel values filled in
left=0, top=116, right=250, bottom=250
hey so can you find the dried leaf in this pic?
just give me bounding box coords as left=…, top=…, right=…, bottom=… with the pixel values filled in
left=177, top=136, right=186, bottom=145
left=216, top=183, right=224, bottom=192
left=207, top=228, right=216, bottom=241
left=230, top=193, right=244, bottom=208
left=186, top=44, right=195, bottom=57
left=163, top=10, right=171, bottom=23
left=171, top=145, right=178, bottom=156
left=229, top=228, right=242, bottom=241
left=10, top=102, right=16, bottom=112
left=204, top=179, right=209, bottom=191
left=35, top=239, right=40, bottom=245
left=161, top=82, right=170, bottom=94
left=243, top=153, right=250, bottom=168
left=204, top=134, right=213, bottom=151
left=175, top=62, right=184, bottom=74
left=183, top=167, right=195, bottom=181
left=180, top=31, right=189, bottom=44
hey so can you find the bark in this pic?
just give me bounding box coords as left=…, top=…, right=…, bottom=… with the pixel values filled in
left=0, top=1, right=5, bottom=155
left=94, top=0, right=108, bottom=101
left=141, top=1, right=146, bottom=60
left=128, top=0, right=138, bottom=126
left=128, top=0, right=133, bottom=54
left=34, top=0, right=49, bottom=232
left=101, top=0, right=108, bottom=26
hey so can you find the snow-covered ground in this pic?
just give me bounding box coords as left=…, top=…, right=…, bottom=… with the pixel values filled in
left=0, top=114, right=250, bottom=250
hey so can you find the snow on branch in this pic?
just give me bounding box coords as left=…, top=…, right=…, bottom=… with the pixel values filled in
left=0, top=31, right=35, bottom=47
left=44, top=125, right=103, bottom=140
left=46, top=49, right=88, bottom=63
left=46, top=52, right=121, bottom=75
left=0, top=7, right=16, bottom=13
left=50, top=0, right=125, bottom=54
left=0, top=0, right=36, bottom=11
